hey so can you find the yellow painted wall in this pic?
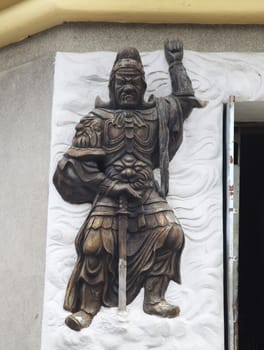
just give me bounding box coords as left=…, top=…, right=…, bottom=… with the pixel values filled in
left=1, top=0, right=264, bottom=48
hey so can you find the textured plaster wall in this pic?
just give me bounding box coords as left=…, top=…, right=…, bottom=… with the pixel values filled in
left=1, top=22, right=264, bottom=350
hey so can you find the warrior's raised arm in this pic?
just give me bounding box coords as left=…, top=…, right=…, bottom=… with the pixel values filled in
left=164, top=39, right=205, bottom=115
left=164, top=39, right=194, bottom=97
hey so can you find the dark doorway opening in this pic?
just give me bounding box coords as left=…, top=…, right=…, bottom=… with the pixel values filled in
left=238, top=126, right=264, bottom=349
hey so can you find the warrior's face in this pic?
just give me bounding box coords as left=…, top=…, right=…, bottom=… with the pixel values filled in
left=114, top=68, right=145, bottom=109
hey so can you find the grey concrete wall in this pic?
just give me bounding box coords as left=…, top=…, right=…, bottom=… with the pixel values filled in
left=2, top=23, right=264, bottom=72
left=0, top=56, right=53, bottom=350
left=1, top=22, right=264, bottom=350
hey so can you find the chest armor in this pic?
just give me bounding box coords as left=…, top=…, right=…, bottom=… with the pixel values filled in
left=98, top=108, right=158, bottom=166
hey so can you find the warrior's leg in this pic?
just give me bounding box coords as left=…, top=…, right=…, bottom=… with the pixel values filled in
left=143, top=276, right=180, bottom=318
left=65, top=280, right=102, bottom=331
left=65, top=228, right=104, bottom=331
left=143, top=223, right=184, bottom=318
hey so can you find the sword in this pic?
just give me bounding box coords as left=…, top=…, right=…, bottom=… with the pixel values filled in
left=118, top=195, right=128, bottom=311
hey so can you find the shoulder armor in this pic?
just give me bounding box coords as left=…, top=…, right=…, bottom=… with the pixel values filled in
left=72, top=113, right=102, bottom=148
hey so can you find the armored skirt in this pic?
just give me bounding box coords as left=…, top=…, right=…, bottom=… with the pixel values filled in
left=54, top=97, right=187, bottom=312
left=64, top=188, right=184, bottom=311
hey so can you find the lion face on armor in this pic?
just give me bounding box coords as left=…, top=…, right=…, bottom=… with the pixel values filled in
left=105, top=154, right=154, bottom=191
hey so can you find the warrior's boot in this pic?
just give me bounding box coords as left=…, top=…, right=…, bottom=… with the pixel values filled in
left=143, top=276, right=180, bottom=318
left=65, top=283, right=102, bottom=331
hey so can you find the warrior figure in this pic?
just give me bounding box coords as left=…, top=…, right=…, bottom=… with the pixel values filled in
left=53, top=40, right=202, bottom=331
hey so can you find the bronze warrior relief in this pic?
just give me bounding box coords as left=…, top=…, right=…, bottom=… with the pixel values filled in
left=53, top=39, right=203, bottom=331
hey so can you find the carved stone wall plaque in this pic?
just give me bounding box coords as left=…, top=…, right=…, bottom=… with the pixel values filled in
left=41, top=47, right=226, bottom=350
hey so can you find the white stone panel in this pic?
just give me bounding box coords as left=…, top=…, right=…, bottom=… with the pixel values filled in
left=42, top=49, right=264, bottom=350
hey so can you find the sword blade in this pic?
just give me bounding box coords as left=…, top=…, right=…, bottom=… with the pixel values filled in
left=118, top=196, right=128, bottom=311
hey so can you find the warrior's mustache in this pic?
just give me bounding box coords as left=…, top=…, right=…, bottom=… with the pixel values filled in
left=120, top=90, right=137, bottom=99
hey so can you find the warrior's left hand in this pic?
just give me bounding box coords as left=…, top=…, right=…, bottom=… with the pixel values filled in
left=164, top=39, right=183, bottom=64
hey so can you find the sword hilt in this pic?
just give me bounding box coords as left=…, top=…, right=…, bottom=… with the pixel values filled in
left=118, top=195, right=128, bottom=213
